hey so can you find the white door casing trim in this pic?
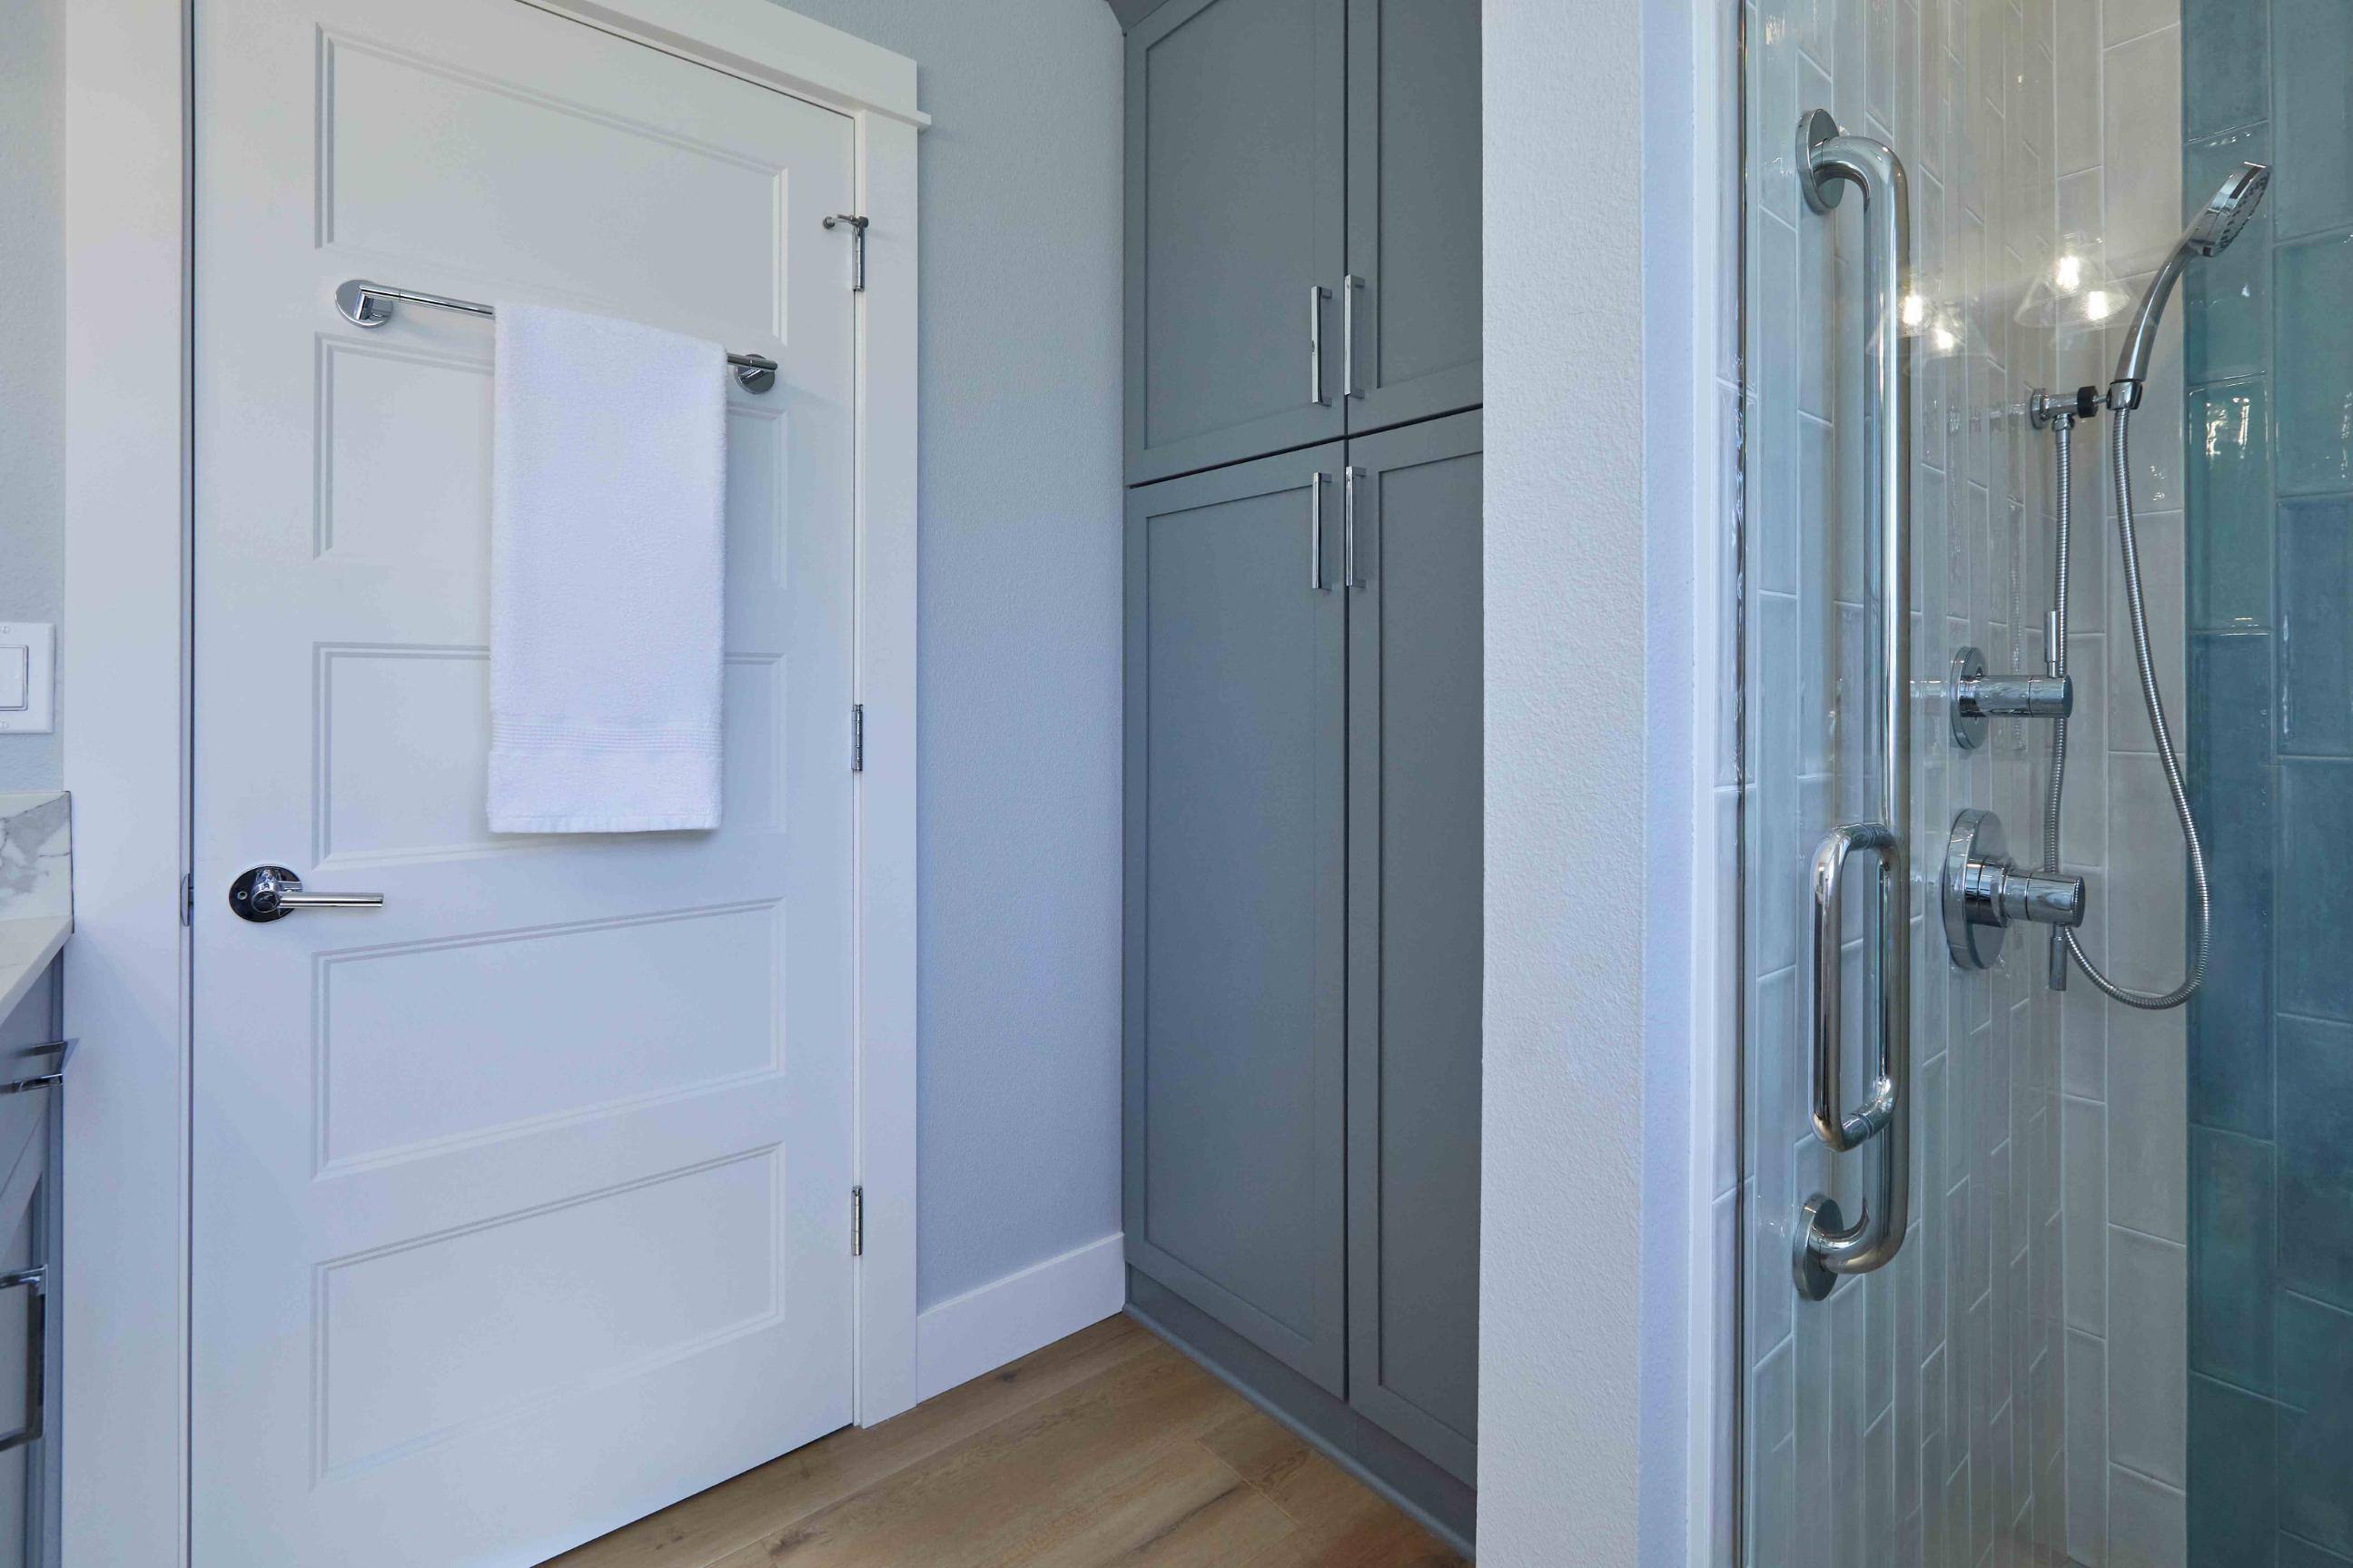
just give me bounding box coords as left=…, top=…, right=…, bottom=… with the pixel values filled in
left=61, top=3, right=924, bottom=1562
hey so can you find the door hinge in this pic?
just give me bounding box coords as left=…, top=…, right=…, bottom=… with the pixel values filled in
left=181, top=872, right=193, bottom=927
left=824, top=213, right=869, bottom=291
left=850, top=1186, right=865, bottom=1257
left=852, top=703, right=865, bottom=773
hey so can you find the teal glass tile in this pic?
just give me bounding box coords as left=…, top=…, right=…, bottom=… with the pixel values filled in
left=2278, top=1289, right=2353, bottom=1553
left=2190, top=1129, right=2277, bottom=1391
left=2278, top=1011, right=2353, bottom=1308
left=2188, top=125, right=2273, bottom=385
left=2274, top=0, right=2353, bottom=238
left=2276, top=233, right=2353, bottom=492
left=2279, top=764, right=2353, bottom=1022
left=2187, top=0, right=2270, bottom=141
left=2190, top=632, right=2275, bottom=1137
left=2279, top=1535, right=2353, bottom=1568
left=2189, top=1374, right=2279, bottom=1568
left=2188, top=380, right=2275, bottom=629
left=2279, top=498, right=2353, bottom=755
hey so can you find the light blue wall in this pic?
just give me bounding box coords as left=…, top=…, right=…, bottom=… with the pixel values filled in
left=0, top=0, right=66, bottom=792
left=764, top=0, right=1126, bottom=1310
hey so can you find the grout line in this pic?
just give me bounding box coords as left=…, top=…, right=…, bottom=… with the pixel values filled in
left=2105, top=1457, right=2185, bottom=1498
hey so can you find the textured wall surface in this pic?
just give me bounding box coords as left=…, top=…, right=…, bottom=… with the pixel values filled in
left=762, top=0, right=1126, bottom=1310
left=1478, top=0, right=1648, bottom=1559
left=0, top=0, right=65, bottom=792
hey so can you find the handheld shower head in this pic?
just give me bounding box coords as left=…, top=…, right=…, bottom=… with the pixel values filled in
left=2185, top=162, right=2269, bottom=256
left=2112, top=162, right=2270, bottom=403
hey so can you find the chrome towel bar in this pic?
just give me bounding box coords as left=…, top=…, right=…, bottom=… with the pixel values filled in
left=333, top=280, right=779, bottom=393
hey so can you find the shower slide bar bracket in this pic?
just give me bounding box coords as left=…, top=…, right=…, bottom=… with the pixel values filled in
left=333, top=280, right=780, bottom=393
left=1792, top=110, right=1913, bottom=1302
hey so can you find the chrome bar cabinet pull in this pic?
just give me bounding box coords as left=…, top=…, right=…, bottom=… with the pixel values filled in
left=1308, top=285, right=1331, bottom=406
left=1342, top=466, right=1363, bottom=588
left=1794, top=109, right=1914, bottom=1301
left=1309, top=472, right=1330, bottom=591
left=0, top=1040, right=72, bottom=1097
left=1341, top=274, right=1364, bottom=399
left=0, top=1267, right=43, bottom=1454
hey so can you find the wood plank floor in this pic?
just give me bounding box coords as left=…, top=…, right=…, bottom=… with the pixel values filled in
left=548, top=1315, right=1468, bottom=1568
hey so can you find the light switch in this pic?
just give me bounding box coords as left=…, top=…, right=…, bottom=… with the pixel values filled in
left=0, top=625, right=54, bottom=735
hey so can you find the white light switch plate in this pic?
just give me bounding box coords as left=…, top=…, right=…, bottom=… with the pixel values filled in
left=0, top=625, right=55, bottom=734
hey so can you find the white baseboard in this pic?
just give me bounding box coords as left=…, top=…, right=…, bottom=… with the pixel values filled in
left=913, top=1231, right=1126, bottom=1403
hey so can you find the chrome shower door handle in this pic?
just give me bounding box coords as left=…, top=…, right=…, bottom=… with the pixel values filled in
left=1794, top=109, right=1914, bottom=1300
left=1809, top=823, right=1899, bottom=1154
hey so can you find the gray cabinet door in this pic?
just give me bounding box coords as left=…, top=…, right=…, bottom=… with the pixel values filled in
left=1124, top=444, right=1349, bottom=1395
left=1124, top=0, right=1346, bottom=484
left=1343, top=0, right=1480, bottom=437
left=1343, top=411, right=1480, bottom=1481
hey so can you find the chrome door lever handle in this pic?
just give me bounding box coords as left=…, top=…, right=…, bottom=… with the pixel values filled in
left=229, top=865, right=385, bottom=922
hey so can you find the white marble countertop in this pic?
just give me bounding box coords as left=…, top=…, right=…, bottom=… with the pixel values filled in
left=0, top=915, right=70, bottom=1023
left=0, top=794, right=71, bottom=1022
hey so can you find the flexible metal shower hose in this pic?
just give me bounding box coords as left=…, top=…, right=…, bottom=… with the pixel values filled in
left=2042, top=407, right=2211, bottom=1010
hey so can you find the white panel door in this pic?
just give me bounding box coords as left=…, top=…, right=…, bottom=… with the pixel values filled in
left=190, top=2, right=857, bottom=1563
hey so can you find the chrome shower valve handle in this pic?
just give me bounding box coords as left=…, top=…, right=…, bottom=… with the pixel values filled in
left=1941, top=811, right=2084, bottom=971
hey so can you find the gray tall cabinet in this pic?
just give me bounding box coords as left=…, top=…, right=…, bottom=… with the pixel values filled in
left=1114, top=0, right=1481, bottom=1546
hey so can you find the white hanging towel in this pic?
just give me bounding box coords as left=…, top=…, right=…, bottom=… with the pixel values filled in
left=488, top=302, right=727, bottom=833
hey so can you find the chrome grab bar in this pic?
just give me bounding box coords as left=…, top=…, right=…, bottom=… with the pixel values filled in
left=1794, top=109, right=1913, bottom=1300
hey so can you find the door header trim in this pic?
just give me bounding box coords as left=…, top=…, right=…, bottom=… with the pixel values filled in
left=524, top=0, right=930, bottom=127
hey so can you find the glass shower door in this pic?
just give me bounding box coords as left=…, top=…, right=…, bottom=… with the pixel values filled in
left=1739, top=0, right=2069, bottom=1563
